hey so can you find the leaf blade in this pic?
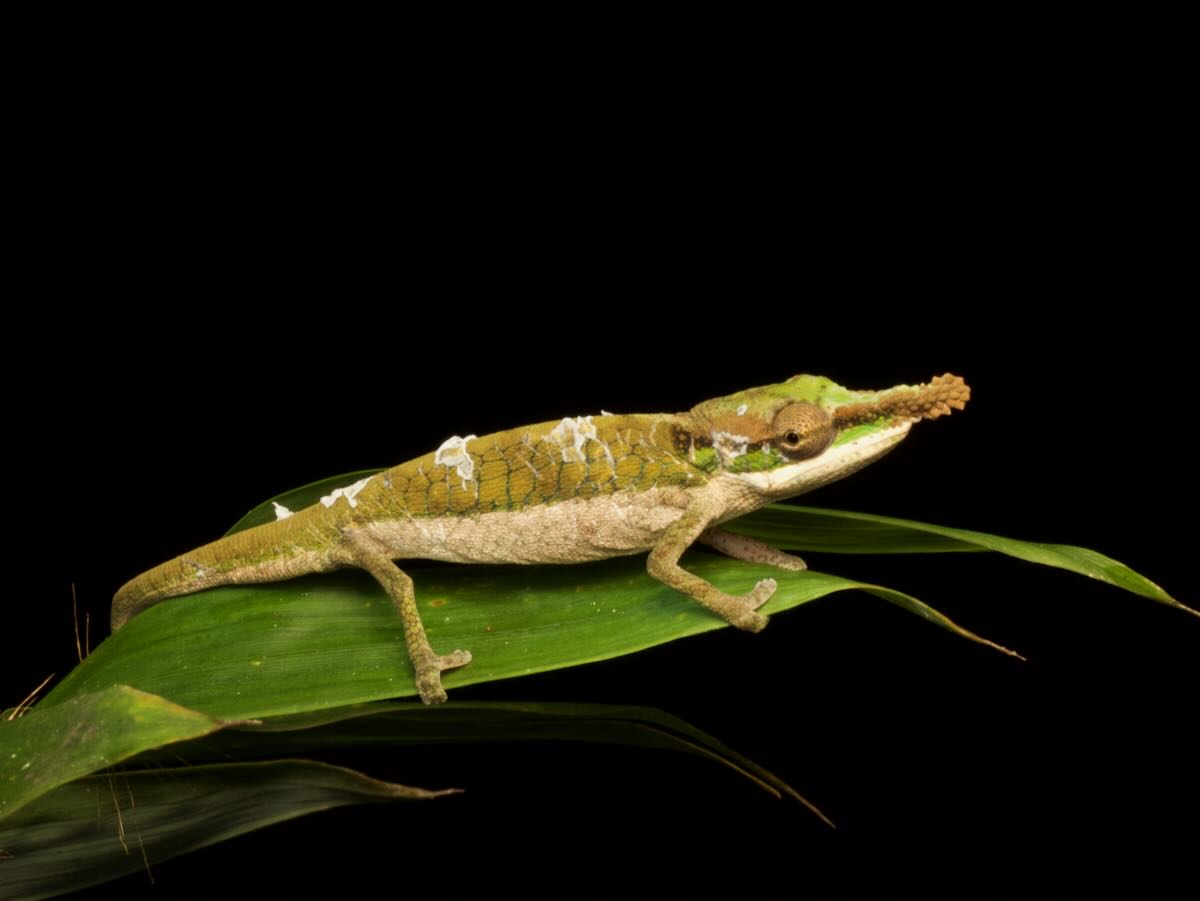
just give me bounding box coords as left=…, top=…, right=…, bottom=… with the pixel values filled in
left=0, top=686, right=231, bottom=821
left=154, top=699, right=820, bottom=815
left=733, top=504, right=1192, bottom=614
left=0, top=760, right=453, bottom=900
left=44, top=558, right=970, bottom=716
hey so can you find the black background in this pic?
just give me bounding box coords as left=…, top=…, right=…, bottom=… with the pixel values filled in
left=4, top=8, right=1196, bottom=895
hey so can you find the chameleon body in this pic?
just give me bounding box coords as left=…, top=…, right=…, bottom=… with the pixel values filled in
left=112, top=373, right=970, bottom=703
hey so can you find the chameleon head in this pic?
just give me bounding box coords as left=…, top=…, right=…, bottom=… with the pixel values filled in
left=688, top=373, right=970, bottom=500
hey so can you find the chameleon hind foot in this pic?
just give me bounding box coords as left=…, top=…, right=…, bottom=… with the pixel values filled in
left=699, top=528, right=808, bottom=572
left=342, top=537, right=474, bottom=705
left=414, top=649, right=473, bottom=705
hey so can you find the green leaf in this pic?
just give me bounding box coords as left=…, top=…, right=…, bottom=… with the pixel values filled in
left=47, top=471, right=1188, bottom=720
left=43, top=556, right=993, bottom=716
left=6, top=472, right=1184, bottom=893
left=731, top=505, right=1193, bottom=616
left=0, top=759, right=454, bottom=900
left=143, top=700, right=820, bottom=814
left=0, top=686, right=234, bottom=821
left=0, top=698, right=828, bottom=896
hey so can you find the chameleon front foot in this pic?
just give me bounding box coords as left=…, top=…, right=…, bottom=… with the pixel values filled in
left=414, top=648, right=473, bottom=705
left=729, top=578, right=775, bottom=632
left=698, top=578, right=777, bottom=633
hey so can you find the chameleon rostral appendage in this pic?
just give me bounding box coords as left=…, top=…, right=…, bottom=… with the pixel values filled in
left=112, top=373, right=970, bottom=704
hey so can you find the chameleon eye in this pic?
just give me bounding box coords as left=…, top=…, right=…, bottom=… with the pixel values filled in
left=773, top=403, right=834, bottom=460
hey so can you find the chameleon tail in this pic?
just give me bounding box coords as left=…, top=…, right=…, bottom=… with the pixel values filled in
left=111, top=556, right=215, bottom=629
left=110, top=514, right=341, bottom=630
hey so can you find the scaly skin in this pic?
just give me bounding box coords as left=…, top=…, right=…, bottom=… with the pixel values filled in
left=112, top=373, right=970, bottom=703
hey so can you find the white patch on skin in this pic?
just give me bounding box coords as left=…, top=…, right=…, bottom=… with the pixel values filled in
left=434, top=435, right=478, bottom=490
left=549, top=416, right=597, bottom=463
left=601, top=409, right=614, bottom=416
left=272, top=501, right=294, bottom=520
left=736, top=403, right=748, bottom=416
left=711, top=430, right=751, bottom=465
left=597, top=439, right=617, bottom=481
left=320, top=476, right=373, bottom=508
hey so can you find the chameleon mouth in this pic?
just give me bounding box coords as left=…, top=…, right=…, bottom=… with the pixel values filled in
left=729, top=420, right=914, bottom=497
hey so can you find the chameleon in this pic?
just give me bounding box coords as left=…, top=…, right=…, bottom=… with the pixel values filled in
left=112, top=373, right=970, bottom=704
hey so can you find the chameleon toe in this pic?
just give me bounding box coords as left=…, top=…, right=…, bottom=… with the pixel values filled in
left=416, top=676, right=448, bottom=705
left=723, top=578, right=776, bottom=632
left=748, top=577, right=777, bottom=609
left=734, top=609, right=769, bottom=633
left=438, top=649, right=473, bottom=671
left=414, top=650, right=472, bottom=704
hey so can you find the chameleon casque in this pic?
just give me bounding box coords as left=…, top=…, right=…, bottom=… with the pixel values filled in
left=112, top=373, right=970, bottom=704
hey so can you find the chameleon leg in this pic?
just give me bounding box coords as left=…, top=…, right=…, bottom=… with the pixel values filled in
left=647, top=500, right=775, bottom=633
left=699, top=527, right=808, bottom=572
left=344, top=537, right=471, bottom=705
